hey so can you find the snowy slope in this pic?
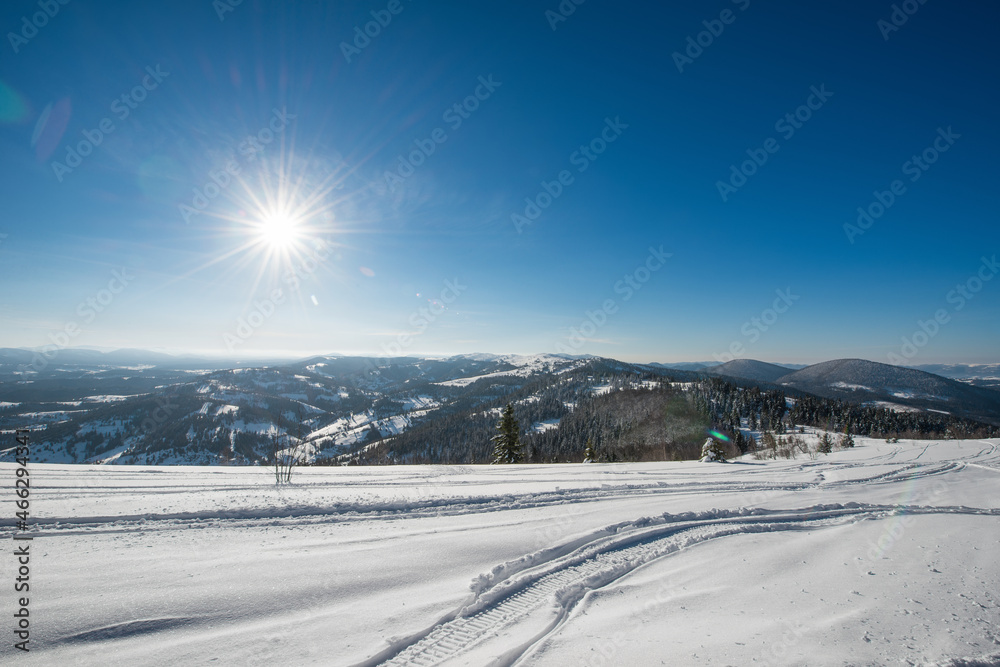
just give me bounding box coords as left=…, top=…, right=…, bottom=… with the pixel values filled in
left=2, top=437, right=998, bottom=665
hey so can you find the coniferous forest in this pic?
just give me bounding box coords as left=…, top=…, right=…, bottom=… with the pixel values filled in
left=347, top=375, right=998, bottom=465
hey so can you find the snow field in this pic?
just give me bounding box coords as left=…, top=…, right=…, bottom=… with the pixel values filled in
left=0, top=437, right=997, bottom=665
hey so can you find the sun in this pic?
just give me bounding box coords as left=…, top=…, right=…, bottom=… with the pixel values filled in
left=257, top=211, right=300, bottom=248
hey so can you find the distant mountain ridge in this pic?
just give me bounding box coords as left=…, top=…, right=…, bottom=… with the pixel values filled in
left=704, top=358, right=1000, bottom=423
left=2, top=349, right=1000, bottom=467
left=908, top=363, right=1000, bottom=379
left=707, top=359, right=792, bottom=383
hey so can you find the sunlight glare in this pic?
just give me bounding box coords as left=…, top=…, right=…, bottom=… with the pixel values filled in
left=258, top=211, right=299, bottom=248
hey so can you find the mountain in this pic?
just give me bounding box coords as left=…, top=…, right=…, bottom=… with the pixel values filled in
left=907, top=364, right=1000, bottom=391
left=774, top=359, right=1000, bottom=422
left=0, top=353, right=636, bottom=465
left=648, top=361, right=717, bottom=371
left=2, top=351, right=997, bottom=467
left=908, top=363, right=1000, bottom=379
left=0, top=347, right=263, bottom=371
left=707, top=359, right=792, bottom=383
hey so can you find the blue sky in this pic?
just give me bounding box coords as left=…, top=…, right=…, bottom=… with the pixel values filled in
left=0, top=0, right=997, bottom=364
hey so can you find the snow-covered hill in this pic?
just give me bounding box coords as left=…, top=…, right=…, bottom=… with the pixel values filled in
left=3, top=353, right=1000, bottom=465
left=774, top=358, right=1000, bottom=422
left=0, top=354, right=599, bottom=465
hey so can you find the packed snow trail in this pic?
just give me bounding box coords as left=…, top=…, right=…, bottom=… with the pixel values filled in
left=360, top=503, right=1000, bottom=667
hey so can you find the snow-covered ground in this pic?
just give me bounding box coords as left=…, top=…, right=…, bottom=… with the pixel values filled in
left=2, top=437, right=999, bottom=666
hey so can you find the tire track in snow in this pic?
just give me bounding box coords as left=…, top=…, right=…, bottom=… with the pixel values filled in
left=359, top=503, right=1000, bottom=667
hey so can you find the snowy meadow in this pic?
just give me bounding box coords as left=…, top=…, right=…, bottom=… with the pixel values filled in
left=3, top=435, right=999, bottom=666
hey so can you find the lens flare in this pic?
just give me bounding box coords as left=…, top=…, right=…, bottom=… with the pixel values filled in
left=708, top=430, right=730, bottom=442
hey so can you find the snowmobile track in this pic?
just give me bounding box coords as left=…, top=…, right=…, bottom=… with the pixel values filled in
left=361, top=503, right=1000, bottom=667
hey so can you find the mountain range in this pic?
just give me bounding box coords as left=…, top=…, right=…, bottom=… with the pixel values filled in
left=1, top=348, right=997, bottom=466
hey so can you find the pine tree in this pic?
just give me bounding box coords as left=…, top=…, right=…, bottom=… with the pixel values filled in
left=762, top=430, right=777, bottom=453
left=839, top=422, right=855, bottom=449
left=818, top=431, right=833, bottom=454
left=734, top=431, right=747, bottom=454
left=583, top=438, right=596, bottom=463
left=700, top=437, right=727, bottom=462
left=492, top=403, right=523, bottom=464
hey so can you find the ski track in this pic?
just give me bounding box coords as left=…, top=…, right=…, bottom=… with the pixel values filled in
left=4, top=446, right=998, bottom=536
left=358, top=503, right=1000, bottom=667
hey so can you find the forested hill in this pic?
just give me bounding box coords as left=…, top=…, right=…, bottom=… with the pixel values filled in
left=1, top=351, right=996, bottom=466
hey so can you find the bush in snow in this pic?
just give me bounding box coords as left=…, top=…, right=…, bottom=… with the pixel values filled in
left=700, top=437, right=727, bottom=462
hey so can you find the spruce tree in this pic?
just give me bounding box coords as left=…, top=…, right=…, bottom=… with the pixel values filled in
left=818, top=431, right=833, bottom=454
left=700, top=437, right=727, bottom=462
left=583, top=438, right=596, bottom=463
left=839, top=422, right=855, bottom=449
left=492, top=403, right=523, bottom=464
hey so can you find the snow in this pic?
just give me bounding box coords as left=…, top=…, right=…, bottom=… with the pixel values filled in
left=15, top=410, right=84, bottom=420
left=830, top=381, right=873, bottom=391
left=436, top=369, right=523, bottom=387
left=400, top=395, right=438, bottom=411
left=529, top=418, right=560, bottom=433
left=888, top=389, right=950, bottom=402
left=868, top=400, right=923, bottom=413
left=4, top=438, right=999, bottom=666
left=437, top=355, right=582, bottom=387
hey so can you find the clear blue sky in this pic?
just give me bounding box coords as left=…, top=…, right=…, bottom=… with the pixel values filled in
left=0, top=0, right=997, bottom=364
